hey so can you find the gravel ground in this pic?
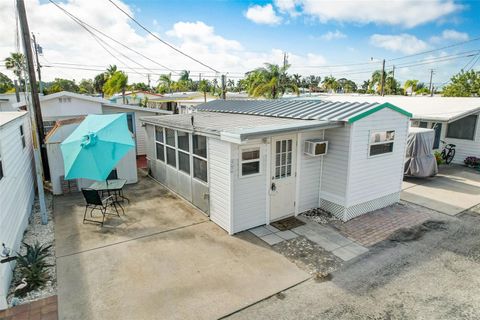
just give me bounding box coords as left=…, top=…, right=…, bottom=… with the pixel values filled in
left=6, top=193, right=56, bottom=307
left=300, top=208, right=340, bottom=225
left=272, top=236, right=342, bottom=276
left=227, top=205, right=480, bottom=320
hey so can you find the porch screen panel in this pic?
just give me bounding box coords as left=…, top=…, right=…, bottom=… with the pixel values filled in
left=446, top=115, right=477, bottom=140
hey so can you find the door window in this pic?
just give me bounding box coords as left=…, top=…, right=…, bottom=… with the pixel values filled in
left=274, top=139, right=292, bottom=179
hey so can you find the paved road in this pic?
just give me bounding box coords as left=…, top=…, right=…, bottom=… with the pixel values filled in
left=227, top=205, right=480, bottom=319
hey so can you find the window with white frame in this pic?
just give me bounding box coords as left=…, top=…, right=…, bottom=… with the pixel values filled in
left=369, top=130, right=395, bottom=156
left=177, top=130, right=190, bottom=174
left=165, top=128, right=176, bottom=167
left=240, top=147, right=261, bottom=176
left=20, top=124, right=26, bottom=149
left=192, top=134, right=207, bottom=183
left=155, top=126, right=165, bottom=162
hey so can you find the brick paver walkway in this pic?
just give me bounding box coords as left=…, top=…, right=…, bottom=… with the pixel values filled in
left=330, top=202, right=434, bottom=247
left=0, top=295, right=57, bottom=320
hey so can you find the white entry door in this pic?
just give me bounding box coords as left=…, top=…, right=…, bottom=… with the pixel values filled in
left=270, top=135, right=297, bottom=221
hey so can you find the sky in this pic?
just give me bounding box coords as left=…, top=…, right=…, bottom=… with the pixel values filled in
left=0, top=0, right=479, bottom=88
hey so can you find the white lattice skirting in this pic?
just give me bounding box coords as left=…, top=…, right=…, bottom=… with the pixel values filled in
left=320, top=192, right=401, bottom=221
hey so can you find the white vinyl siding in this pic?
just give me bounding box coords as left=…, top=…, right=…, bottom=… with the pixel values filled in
left=320, top=125, right=350, bottom=205
left=103, top=107, right=154, bottom=155
left=208, top=139, right=232, bottom=233
left=347, top=108, right=409, bottom=206
left=411, top=113, right=480, bottom=164
left=0, top=114, right=35, bottom=308
left=232, top=142, right=268, bottom=233
left=297, top=130, right=324, bottom=213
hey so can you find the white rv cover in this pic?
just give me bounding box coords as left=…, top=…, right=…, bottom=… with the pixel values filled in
left=404, top=127, right=438, bottom=177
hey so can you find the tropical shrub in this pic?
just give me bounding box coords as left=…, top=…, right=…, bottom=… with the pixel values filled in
left=15, top=242, right=52, bottom=296
left=434, top=151, right=443, bottom=165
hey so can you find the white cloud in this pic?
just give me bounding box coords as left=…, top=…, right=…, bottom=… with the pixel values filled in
left=166, top=21, right=243, bottom=52
left=370, top=34, right=429, bottom=54
left=245, top=4, right=282, bottom=25
left=272, top=0, right=462, bottom=28
left=319, top=30, right=346, bottom=41
left=274, top=0, right=301, bottom=16
left=430, top=29, right=469, bottom=43
left=0, top=0, right=326, bottom=84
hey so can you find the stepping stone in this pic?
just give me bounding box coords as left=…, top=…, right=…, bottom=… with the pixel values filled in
left=249, top=226, right=272, bottom=237
left=260, top=233, right=284, bottom=245
left=276, top=230, right=298, bottom=240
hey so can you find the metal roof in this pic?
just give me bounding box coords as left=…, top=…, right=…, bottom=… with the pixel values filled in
left=196, top=99, right=411, bottom=123
left=299, top=94, right=480, bottom=122
left=140, top=113, right=341, bottom=142
left=0, top=111, right=27, bottom=127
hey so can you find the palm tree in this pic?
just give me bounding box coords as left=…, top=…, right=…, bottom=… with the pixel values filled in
left=198, top=79, right=211, bottom=102
left=246, top=63, right=298, bottom=99
left=404, top=79, right=419, bottom=96
left=227, top=79, right=235, bottom=90
left=103, top=70, right=128, bottom=103
left=322, top=76, right=338, bottom=93
left=106, top=65, right=118, bottom=78
left=5, top=52, right=25, bottom=86
left=179, top=70, right=190, bottom=82
left=158, top=73, right=173, bottom=93
left=94, top=73, right=107, bottom=97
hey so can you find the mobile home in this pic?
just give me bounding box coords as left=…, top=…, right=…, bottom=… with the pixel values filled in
left=318, top=95, right=480, bottom=164
left=141, top=100, right=412, bottom=234
left=0, top=112, right=35, bottom=310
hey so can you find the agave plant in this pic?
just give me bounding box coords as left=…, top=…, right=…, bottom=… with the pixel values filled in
left=15, top=242, right=52, bottom=296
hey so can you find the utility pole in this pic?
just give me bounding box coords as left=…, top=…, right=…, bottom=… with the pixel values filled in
left=32, top=33, right=42, bottom=94
left=17, top=0, right=48, bottom=224
left=380, top=59, right=386, bottom=96
left=147, top=73, right=151, bottom=89
left=391, top=65, right=395, bottom=95
left=428, top=69, right=435, bottom=97
left=221, top=74, right=226, bottom=100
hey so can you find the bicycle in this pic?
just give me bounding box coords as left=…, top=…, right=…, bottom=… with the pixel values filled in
left=440, top=140, right=456, bottom=164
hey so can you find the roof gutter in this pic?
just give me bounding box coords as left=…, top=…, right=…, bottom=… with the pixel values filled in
left=220, top=121, right=344, bottom=144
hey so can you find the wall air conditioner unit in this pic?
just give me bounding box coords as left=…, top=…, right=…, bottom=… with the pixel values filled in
left=304, top=139, right=328, bottom=156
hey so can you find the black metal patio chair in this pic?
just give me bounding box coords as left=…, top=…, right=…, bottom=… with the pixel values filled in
left=81, top=188, right=120, bottom=226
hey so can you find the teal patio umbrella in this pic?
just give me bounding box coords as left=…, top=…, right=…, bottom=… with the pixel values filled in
left=60, top=113, right=135, bottom=181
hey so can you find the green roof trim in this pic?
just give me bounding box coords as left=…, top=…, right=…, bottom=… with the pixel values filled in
left=347, top=102, right=413, bottom=123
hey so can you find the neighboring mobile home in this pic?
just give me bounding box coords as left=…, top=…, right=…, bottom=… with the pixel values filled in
left=13, top=91, right=171, bottom=155
left=141, top=100, right=411, bottom=234
left=45, top=118, right=138, bottom=195
left=0, top=112, right=35, bottom=310
left=317, top=95, right=480, bottom=164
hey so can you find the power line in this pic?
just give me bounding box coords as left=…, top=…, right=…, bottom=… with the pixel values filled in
left=41, top=64, right=243, bottom=79
left=42, top=61, right=237, bottom=75
left=48, top=0, right=153, bottom=78
left=106, top=0, right=219, bottom=73
left=389, top=36, right=480, bottom=61
left=48, top=0, right=179, bottom=76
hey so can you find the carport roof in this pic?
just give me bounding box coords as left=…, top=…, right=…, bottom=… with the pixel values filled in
left=196, top=99, right=412, bottom=123
left=141, top=112, right=341, bottom=142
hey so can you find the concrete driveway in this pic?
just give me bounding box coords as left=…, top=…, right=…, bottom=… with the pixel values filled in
left=402, top=165, right=480, bottom=215
left=54, top=174, right=308, bottom=320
